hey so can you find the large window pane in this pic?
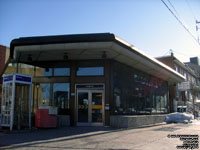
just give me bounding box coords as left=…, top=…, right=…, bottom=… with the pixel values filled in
left=36, top=68, right=70, bottom=76
left=77, top=67, right=104, bottom=76
left=53, top=83, right=70, bottom=115
left=35, top=83, right=51, bottom=107
left=35, top=83, right=70, bottom=115
left=113, top=61, right=169, bottom=115
left=44, top=68, right=53, bottom=76
left=54, top=68, right=70, bottom=76
left=160, top=94, right=168, bottom=113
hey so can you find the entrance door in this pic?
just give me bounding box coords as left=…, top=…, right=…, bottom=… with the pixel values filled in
left=77, top=90, right=104, bottom=126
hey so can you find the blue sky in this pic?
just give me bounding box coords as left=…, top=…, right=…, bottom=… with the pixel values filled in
left=0, top=0, right=199, bottom=62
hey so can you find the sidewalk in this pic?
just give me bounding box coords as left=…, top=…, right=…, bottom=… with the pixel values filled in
left=0, top=122, right=199, bottom=150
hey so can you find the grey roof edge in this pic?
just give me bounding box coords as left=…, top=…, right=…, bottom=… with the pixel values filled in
left=114, top=36, right=185, bottom=81
left=10, top=33, right=115, bottom=59
left=10, top=32, right=185, bottom=81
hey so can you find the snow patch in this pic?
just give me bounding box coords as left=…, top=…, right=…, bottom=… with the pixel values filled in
left=165, top=112, right=194, bottom=123
left=191, top=119, right=200, bottom=125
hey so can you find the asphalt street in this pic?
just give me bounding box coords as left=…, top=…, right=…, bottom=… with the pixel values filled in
left=0, top=122, right=199, bottom=150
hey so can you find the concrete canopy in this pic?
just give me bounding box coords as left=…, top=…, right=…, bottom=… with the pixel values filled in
left=10, top=33, right=185, bottom=84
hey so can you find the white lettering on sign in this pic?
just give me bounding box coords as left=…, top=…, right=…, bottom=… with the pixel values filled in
left=178, top=82, right=191, bottom=91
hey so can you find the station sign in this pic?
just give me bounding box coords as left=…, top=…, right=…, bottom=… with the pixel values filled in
left=76, top=84, right=104, bottom=89
left=16, top=74, right=32, bottom=83
left=178, top=82, right=191, bottom=91
left=3, top=73, right=32, bottom=84
left=3, top=75, right=13, bottom=82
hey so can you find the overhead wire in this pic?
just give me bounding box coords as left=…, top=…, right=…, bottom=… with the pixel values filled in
left=161, top=48, right=200, bottom=60
left=170, top=50, right=194, bottom=60
left=160, top=50, right=190, bottom=60
left=167, top=0, right=189, bottom=29
left=167, top=0, right=181, bottom=19
left=161, top=0, right=200, bottom=46
left=162, top=50, right=171, bottom=56
left=172, top=49, right=197, bottom=57
left=185, top=0, right=200, bottom=43
left=185, top=0, right=197, bottom=21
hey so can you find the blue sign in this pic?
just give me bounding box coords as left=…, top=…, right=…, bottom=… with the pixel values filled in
left=16, top=75, right=32, bottom=83
left=3, top=75, right=13, bottom=82
left=3, top=73, right=32, bottom=84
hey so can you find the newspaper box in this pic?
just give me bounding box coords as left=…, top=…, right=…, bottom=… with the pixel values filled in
left=35, top=106, right=58, bottom=128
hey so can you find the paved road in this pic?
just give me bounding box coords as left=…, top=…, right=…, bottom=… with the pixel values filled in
left=0, top=123, right=199, bottom=150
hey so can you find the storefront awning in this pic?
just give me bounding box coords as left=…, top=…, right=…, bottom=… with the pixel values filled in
left=10, top=33, right=185, bottom=84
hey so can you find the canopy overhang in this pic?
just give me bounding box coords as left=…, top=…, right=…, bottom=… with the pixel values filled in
left=10, top=33, right=185, bottom=84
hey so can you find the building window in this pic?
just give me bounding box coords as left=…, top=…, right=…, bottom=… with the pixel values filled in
left=41, top=83, right=51, bottom=105
left=184, top=72, right=187, bottom=79
left=113, top=61, right=169, bottom=115
left=35, top=83, right=70, bottom=115
left=36, top=68, right=70, bottom=77
left=179, top=68, right=184, bottom=75
left=54, top=68, right=70, bottom=76
left=53, top=83, right=70, bottom=115
left=174, top=64, right=178, bottom=72
left=76, top=67, right=104, bottom=76
left=44, top=68, right=53, bottom=76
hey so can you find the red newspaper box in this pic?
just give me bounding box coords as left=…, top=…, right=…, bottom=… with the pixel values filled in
left=35, top=106, right=57, bottom=128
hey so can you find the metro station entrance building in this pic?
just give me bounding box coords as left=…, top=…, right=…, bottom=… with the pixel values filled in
left=8, top=33, right=185, bottom=127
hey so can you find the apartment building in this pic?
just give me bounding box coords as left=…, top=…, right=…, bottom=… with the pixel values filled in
left=157, top=53, right=198, bottom=113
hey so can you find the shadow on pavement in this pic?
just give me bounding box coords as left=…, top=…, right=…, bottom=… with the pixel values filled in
left=0, top=123, right=187, bottom=149
left=0, top=126, right=121, bottom=149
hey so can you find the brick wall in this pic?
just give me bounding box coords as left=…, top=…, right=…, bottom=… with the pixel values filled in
left=0, top=45, right=6, bottom=111
left=0, top=45, right=6, bottom=75
left=156, top=56, right=176, bottom=112
left=156, top=57, right=174, bottom=69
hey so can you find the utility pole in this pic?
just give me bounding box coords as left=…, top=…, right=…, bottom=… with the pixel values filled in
left=196, top=20, right=200, bottom=43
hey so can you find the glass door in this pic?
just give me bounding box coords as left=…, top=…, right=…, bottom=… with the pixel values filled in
left=77, top=91, right=89, bottom=123
left=91, top=92, right=103, bottom=123
left=77, top=90, right=104, bottom=126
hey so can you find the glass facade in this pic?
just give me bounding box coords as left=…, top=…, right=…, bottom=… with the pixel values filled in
left=1, top=60, right=171, bottom=121
left=53, top=83, right=70, bottom=115
left=77, top=67, right=104, bottom=76
left=113, top=61, right=169, bottom=115
left=36, top=67, right=70, bottom=77
left=35, top=83, right=70, bottom=115
left=42, top=83, right=51, bottom=102
left=31, top=66, right=71, bottom=115
left=44, top=68, right=53, bottom=76
left=54, top=68, right=70, bottom=76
